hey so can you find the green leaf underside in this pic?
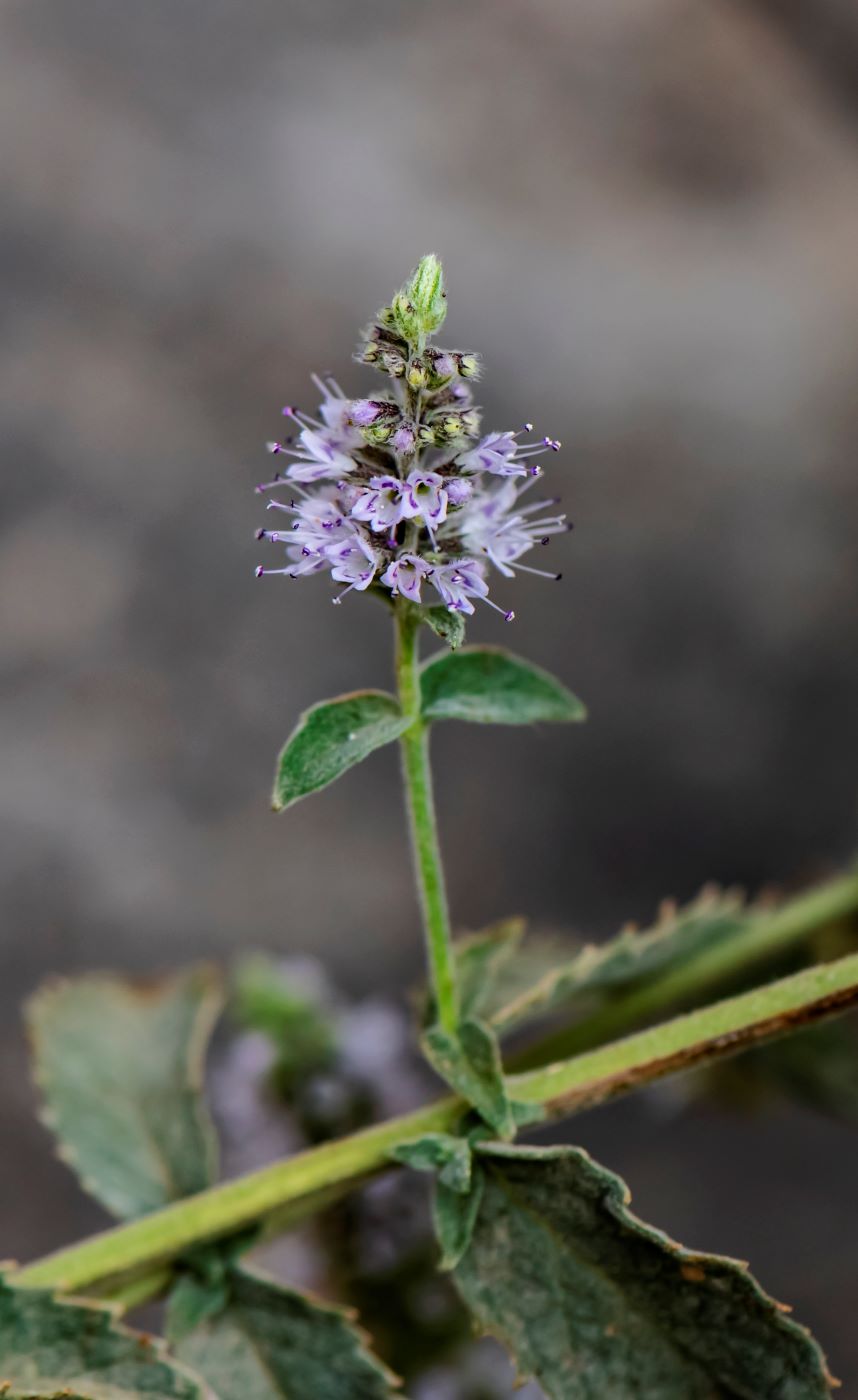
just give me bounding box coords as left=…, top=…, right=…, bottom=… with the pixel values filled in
left=454, top=919, right=527, bottom=1021
left=391, top=1133, right=473, bottom=1193
left=422, top=1019, right=515, bottom=1139
left=27, top=969, right=221, bottom=1221
left=0, top=1275, right=202, bottom=1399
left=453, top=1145, right=833, bottom=1400
left=173, top=1267, right=396, bottom=1399
left=493, top=887, right=750, bottom=1031
left=272, top=691, right=409, bottom=810
left=434, top=1175, right=485, bottom=1272
left=420, top=647, right=586, bottom=725
left=419, top=604, right=466, bottom=650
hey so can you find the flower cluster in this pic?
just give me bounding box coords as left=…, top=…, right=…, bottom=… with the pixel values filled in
left=255, top=257, right=570, bottom=623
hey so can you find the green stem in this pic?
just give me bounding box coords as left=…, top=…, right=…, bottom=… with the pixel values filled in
left=395, top=602, right=459, bottom=1032
left=14, top=951, right=858, bottom=1296
left=509, top=869, right=858, bottom=1070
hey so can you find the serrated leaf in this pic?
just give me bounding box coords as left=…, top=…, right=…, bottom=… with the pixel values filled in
left=455, top=919, right=526, bottom=1021
left=173, top=1267, right=397, bottom=1399
left=420, top=647, right=586, bottom=725
left=272, top=690, right=409, bottom=811
left=453, top=1144, right=834, bottom=1399
left=494, top=886, right=750, bottom=1031
left=0, top=1274, right=203, bottom=1399
left=28, top=967, right=221, bottom=1220
left=422, top=1019, right=515, bottom=1139
left=418, top=604, right=466, bottom=650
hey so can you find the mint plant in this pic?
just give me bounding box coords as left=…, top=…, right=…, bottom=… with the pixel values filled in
left=5, top=257, right=858, bottom=1398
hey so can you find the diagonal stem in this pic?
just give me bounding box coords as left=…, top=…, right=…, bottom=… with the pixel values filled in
left=14, top=951, right=858, bottom=1297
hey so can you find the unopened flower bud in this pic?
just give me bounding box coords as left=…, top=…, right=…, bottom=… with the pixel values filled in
left=349, top=399, right=394, bottom=428
left=391, top=254, right=447, bottom=343
left=381, top=350, right=406, bottom=378
left=392, top=420, right=417, bottom=455
left=455, top=353, right=481, bottom=380
left=360, top=342, right=381, bottom=365
left=406, top=357, right=428, bottom=390
left=425, top=348, right=456, bottom=389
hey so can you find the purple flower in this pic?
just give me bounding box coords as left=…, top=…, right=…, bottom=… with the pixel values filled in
left=350, top=476, right=407, bottom=533
left=254, top=276, right=570, bottom=624
left=349, top=399, right=393, bottom=428
left=329, top=533, right=379, bottom=598
left=402, top=471, right=448, bottom=533
left=380, top=554, right=432, bottom=603
left=429, top=559, right=488, bottom=615
left=459, top=478, right=567, bottom=580
left=392, top=420, right=417, bottom=455
left=445, top=477, right=474, bottom=507
left=457, top=426, right=560, bottom=478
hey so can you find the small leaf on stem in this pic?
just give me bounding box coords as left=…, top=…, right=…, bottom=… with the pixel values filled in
left=422, top=1018, right=516, bottom=1140
left=272, top=690, right=410, bottom=811
left=420, top=646, right=586, bottom=725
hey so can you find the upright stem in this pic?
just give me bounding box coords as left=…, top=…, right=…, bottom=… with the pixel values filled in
left=395, top=603, right=460, bottom=1033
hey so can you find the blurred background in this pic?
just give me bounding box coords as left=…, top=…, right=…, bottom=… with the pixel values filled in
left=2, top=0, right=857, bottom=1385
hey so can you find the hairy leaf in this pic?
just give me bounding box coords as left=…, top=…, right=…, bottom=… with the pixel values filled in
left=494, top=886, right=749, bottom=1031
left=28, top=967, right=221, bottom=1220
left=419, top=604, right=466, bottom=650
left=0, top=1274, right=202, bottom=1399
left=434, top=1175, right=485, bottom=1273
left=455, top=919, right=526, bottom=1021
left=422, top=1019, right=515, bottom=1139
left=420, top=647, right=586, bottom=725
left=272, top=690, right=409, bottom=811
left=391, top=1133, right=473, bottom=1193
left=453, top=1144, right=834, bottom=1399
left=173, top=1267, right=396, bottom=1399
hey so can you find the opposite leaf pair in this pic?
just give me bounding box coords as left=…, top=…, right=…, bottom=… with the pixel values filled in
left=272, top=644, right=586, bottom=812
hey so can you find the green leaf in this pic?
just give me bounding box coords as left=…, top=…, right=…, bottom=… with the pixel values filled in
left=173, top=1267, right=397, bottom=1399
left=422, top=1019, right=515, bottom=1139
left=418, top=603, right=466, bottom=650
left=420, top=646, right=586, bottom=725
left=272, top=690, right=409, bottom=811
left=28, top=967, right=222, bottom=1220
left=433, top=1174, right=485, bottom=1273
left=391, top=1133, right=473, bottom=1193
left=166, top=1272, right=230, bottom=1347
left=453, top=1144, right=835, bottom=1399
left=454, top=919, right=526, bottom=1021
left=0, top=1274, right=203, bottom=1398
left=494, top=886, right=750, bottom=1031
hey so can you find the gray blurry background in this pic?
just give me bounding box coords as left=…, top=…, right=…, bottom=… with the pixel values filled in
left=2, top=0, right=858, bottom=1379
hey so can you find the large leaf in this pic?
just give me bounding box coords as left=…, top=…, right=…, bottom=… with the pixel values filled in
left=172, top=1266, right=396, bottom=1399
left=420, top=647, right=586, bottom=725
left=453, top=1144, right=834, bottom=1399
left=272, top=690, right=410, bottom=811
left=493, top=886, right=749, bottom=1031
left=28, top=967, right=222, bottom=1219
left=0, top=1274, right=202, bottom=1399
